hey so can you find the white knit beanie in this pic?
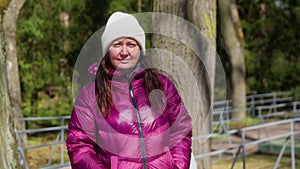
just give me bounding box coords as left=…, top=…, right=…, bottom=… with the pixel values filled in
left=101, top=12, right=146, bottom=56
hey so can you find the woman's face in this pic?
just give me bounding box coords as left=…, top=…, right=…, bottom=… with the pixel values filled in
left=108, top=38, right=141, bottom=73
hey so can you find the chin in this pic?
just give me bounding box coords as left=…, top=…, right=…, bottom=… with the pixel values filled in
left=116, top=67, right=133, bottom=72
left=117, top=65, right=134, bottom=70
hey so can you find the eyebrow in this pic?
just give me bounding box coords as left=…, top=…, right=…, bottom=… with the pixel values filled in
left=113, top=40, right=137, bottom=44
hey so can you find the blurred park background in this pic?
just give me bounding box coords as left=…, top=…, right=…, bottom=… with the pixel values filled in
left=0, top=0, right=299, bottom=169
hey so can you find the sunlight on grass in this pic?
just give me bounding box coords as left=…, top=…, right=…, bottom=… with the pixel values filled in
left=212, top=153, right=299, bottom=169
left=24, top=133, right=69, bottom=169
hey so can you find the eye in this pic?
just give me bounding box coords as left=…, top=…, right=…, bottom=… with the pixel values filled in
left=127, top=43, right=137, bottom=48
left=112, top=42, right=121, bottom=47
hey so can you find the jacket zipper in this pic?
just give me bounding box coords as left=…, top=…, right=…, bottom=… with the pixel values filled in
left=129, top=81, right=147, bottom=169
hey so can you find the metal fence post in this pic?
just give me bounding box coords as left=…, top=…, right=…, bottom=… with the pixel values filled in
left=61, top=116, right=65, bottom=165
left=242, top=130, right=246, bottom=169
left=258, top=107, right=262, bottom=140
left=273, top=93, right=277, bottom=113
left=293, top=102, right=299, bottom=118
left=273, top=136, right=290, bottom=169
left=290, top=121, right=295, bottom=169
left=251, top=95, right=255, bottom=118
left=17, top=131, right=29, bottom=169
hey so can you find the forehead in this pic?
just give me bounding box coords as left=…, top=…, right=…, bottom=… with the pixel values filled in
left=112, top=37, right=138, bottom=43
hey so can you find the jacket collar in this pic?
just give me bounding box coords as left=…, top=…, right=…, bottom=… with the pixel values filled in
left=108, top=63, right=144, bottom=82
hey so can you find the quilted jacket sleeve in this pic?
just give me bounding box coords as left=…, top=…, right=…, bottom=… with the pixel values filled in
left=163, top=76, right=192, bottom=169
left=66, top=84, right=107, bottom=169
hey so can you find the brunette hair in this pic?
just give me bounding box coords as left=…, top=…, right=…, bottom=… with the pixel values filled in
left=95, top=53, right=163, bottom=118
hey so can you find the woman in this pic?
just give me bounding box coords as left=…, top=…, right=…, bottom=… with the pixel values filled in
left=66, top=12, right=192, bottom=169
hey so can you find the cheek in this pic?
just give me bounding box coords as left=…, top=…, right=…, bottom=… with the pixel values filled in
left=109, top=50, right=119, bottom=59
left=131, top=50, right=141, bottom=59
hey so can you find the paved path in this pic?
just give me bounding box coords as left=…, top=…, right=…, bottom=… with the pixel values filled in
left=211, top=120, right=300, bottom=160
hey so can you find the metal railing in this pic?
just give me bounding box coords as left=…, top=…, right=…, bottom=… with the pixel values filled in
left=14, top=116, right=70, bottom=169
left=212, top=91, right=294, bottom=125
left=194, top=92, right=300, bottom=169
left=193, top=118, right=300, bottom=169
left=14, top=92, right=299, bottom=169
left=232, top=118, right=300, bottom=169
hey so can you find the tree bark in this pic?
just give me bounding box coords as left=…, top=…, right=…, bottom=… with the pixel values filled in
left=0, top=10, right=18, bottom=169
left=218, top=0, right=246, bottom=119
left=152, top=0, right=216, bottom=169
left=186, top=1, right=216, bottom=169
left=3, top=0, right=27, bottom=148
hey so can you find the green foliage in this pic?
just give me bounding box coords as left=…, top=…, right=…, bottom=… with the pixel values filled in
left=107, top=0, right=152, bottom=16
left=214, top=117, right=259, bottom=132
left=211, top=134, right=227, bottom=141
left=17, top=0, right=109, bottom=126
left=16, top=0, right=155, bottom=128
left=18, top=0, right=299, bottom=128
left=108, top=0, right=136, bottom=15
left=237, top=0, right=300, bottom=94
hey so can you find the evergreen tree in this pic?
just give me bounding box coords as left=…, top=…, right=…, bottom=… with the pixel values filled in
left=237, top=0, right=300, bottom=97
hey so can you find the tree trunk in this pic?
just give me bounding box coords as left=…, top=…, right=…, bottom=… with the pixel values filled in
left=3, top=0, right=27, bottom=149
left=137, top=0, right=142, bottom=12
left=152, top=0, right=216, bottom=169
left=186, top=1, right=216, bottom=169
left=0, top=10, right=18, bottom=169
left=218, top=0, right=246, bottom=119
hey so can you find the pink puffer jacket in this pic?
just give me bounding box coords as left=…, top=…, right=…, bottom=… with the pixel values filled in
left=66, top=67, right=192, bottom=169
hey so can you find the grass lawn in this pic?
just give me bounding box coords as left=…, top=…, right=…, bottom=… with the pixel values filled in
left=23, top=133, right=69, bottom=169
left=212, top=153, right=299, bottom=169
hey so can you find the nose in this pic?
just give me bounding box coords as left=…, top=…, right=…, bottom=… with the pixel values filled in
left=120, top=45, right=129, bottom=56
